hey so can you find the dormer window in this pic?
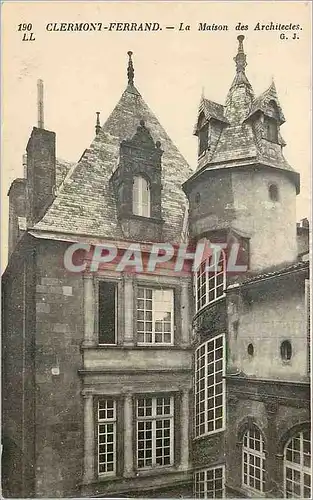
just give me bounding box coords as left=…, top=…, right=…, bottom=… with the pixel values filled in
left=132, top=175, right=150, bottom=217
left=264, top=117, right=278, bottom=143
left=110, top=119, right=163, bottom=240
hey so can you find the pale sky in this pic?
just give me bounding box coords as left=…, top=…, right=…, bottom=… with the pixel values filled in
left=1, top=1, right=311, bottom=270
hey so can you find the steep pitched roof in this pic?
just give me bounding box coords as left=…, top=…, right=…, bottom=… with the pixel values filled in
left=34, top=80, right=193, bottom=244
left=193, top=97, right=229, bottom=133
left=246, top=80, right=285, bottom=124
left=189, top=36, right=299, bottom=193
left=55, top=158, right=74, bottom=188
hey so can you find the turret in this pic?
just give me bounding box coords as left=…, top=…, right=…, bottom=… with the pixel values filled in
left=183, top=36, right=300, bottom=272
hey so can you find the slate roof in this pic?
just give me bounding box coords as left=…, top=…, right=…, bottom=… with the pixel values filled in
left=228, top=260, right=309, bottom=288
left=246, top=80, right=286, bottom=124
left=55, top=158, right=74, bottom=188
left=189, top=38, right=299, bottom=193
left=193, top=97, right=229, bottom=133
left=34, top=83, right=193, bottom=243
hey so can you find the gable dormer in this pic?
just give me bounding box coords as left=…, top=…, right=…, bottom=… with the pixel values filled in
left=246, top=82, right=286, bottom=147
left=111, top=119, right=164, bottom=241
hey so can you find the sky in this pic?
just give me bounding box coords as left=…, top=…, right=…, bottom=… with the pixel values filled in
left=1, top=1, right=311, bottom=270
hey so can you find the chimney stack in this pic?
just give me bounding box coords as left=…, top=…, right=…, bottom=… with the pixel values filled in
left=37, top=79, right=44, bottom=129
left=26, top=80, right=56, bottom=222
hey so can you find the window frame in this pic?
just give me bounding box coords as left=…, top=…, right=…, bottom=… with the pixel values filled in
left=96, top=398, right=118, bottom=477
left=195, top=249, right=227, bottom=313
left=194, top=465, right=226, bottom=499
left=136, top=286, right=175, bottom=346
left=280, top=340, right=292, bottom=362
left=135, top=395, right=175, bottom=471
left=265, top=116, right=278, bottom=143
left=242, top=426, right=266, bottom=494
left=97, top=280, right=118, bottom=346
left=194, top=334, right=226, bottom=438
left=268, top=183, right=279, bottom=202
left=283, top=429, right=311, bottom=498
left=132, top=175, right=151, bottom=218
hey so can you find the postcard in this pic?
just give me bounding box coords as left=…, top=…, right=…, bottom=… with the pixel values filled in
left=1, top=2, right=311, bottom=499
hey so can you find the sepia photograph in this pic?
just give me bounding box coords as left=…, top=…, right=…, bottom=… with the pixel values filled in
left=1, top=1, right=311, bottom=498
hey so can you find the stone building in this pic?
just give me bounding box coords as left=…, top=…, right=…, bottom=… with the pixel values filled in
left=2, top=37, right=311, bottom=498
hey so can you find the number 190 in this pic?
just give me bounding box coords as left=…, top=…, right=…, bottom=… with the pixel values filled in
left=18, top=23, right=32, bottom=31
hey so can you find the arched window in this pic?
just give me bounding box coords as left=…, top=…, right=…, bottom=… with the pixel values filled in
left=242, top=426, right=266, bottom=493
left=284, top=428, right=311, bottom=498
left=132, top=175, right=150, bottom=217
left=198, top=113, right=209, bottom=156
left=195, top=249, right=226, bottom=312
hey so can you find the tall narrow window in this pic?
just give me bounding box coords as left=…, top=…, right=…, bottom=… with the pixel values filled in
left=242, top=426, right=266, bottom=493
left=99, top=282, right=117, bottom=344
left=265, top=117, right=278, bottom=143
left=194, top=465, right=225, bottom=499
left=137, top=287, right=174, bottom=344
left=284, top=429, right=311, bottom=498
left=195, top=335, right=225, bottom=437
left=136, top=396, right=174, bottom=469
left=97, top=399, right=117, bottom=476
left=133, top=175, right=151, bottom=217
left=280, top=340, right=292, bottom=361
left=195, top=249, right=226, bottom=312
left=269, top=184, right=279, bottom=202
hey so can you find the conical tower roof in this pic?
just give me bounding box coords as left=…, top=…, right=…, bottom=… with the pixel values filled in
left=188, top=36, right=299, bottom=193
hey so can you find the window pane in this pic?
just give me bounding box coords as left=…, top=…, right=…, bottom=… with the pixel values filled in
left=195, top=251, right=226, bottom=312
left=242, top=427, right=265, bottom=493
left=195, top=336, right=225, bottom=437
left=132, top=176, right=150, bottom=217
left=97, top=400, right=116, bottom=476
left=284, top=429, right=311, bottom=499
left=137, top=288, right=173, bottom=344
left=136, top=396, right=173, bottom=469
left=194, top=467, right=225, bottom=499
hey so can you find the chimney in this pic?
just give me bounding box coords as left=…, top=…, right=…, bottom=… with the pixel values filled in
left=26, top=80, right=56, bottom=222
left=296, top=217, right=310, bottom=258
left=37, top=79, right=44, bottom=129
left=300, top=217, right=309, bottom=229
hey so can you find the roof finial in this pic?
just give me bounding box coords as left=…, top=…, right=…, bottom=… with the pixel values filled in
left=37, top=79, right=44, bottom=129
left=234, top=35, right=247, bottom=74
left=127, top=51, right=134, bottom=86
left=95, top=111, right=101, bottom=135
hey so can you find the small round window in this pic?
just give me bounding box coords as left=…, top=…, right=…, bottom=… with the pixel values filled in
left=269, top=184, right=279, bottom=202
left=280, top=340, right=292, bottom=361
left=247, top=343, right=254, bottom=356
